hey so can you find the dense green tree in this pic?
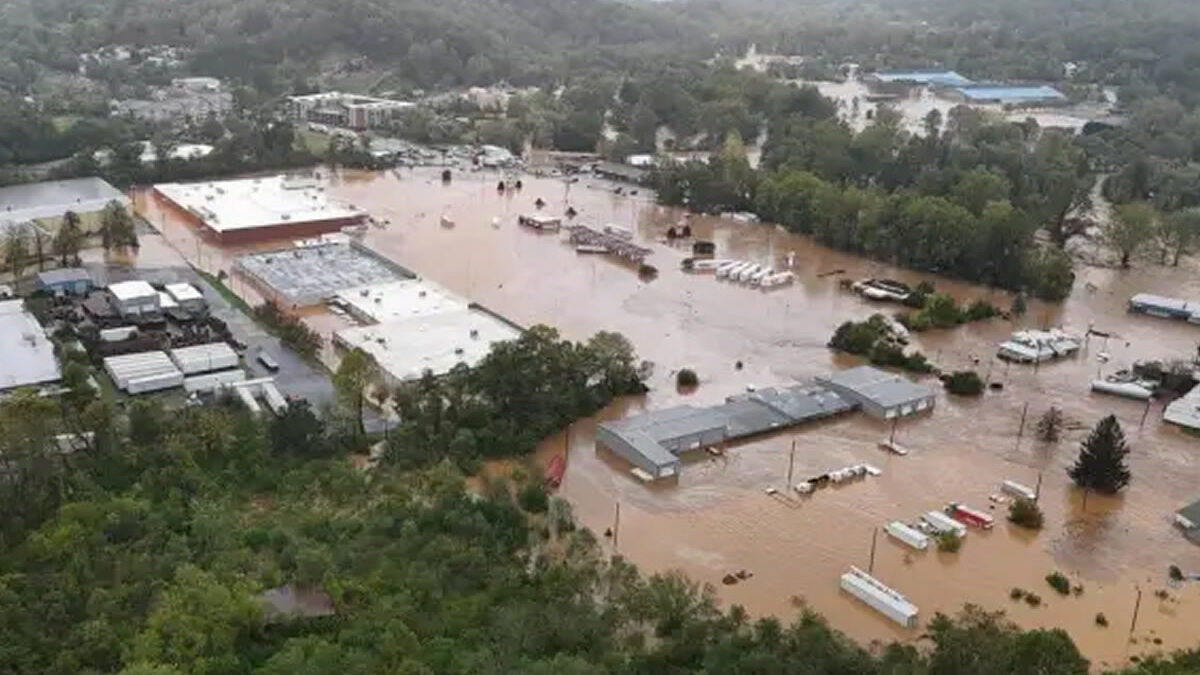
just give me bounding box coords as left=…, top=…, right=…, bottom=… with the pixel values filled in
left=1107, top=202, right=1158, bottom=268
left=334, top=348, right=374, bottom=445
left=1069, top=415, right=1132, bottom=495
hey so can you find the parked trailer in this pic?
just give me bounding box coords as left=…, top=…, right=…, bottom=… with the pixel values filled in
left=947, top=503, right=995, bottom=530
left=735, top=264, right=762, bottom=282
left=885, top=521, right=930, bottom=550
left=760, top=271, right=796, bottom=288
left=719, top=261, right=750, bottom=279
left=126, top=371, right=185, bottom=394
left=1001, top=480, right=1037, bottom=501
left=1091, top=379, right=1153, bottom=401
left=839, top=566, right=919, bottom=628
left=184, top=369, right=247, bottom=393
left=689, top=258, right=734, bottom=272
left=748, top=268, right=773, bottom=285
left=921, top=511, right=967, bottom=538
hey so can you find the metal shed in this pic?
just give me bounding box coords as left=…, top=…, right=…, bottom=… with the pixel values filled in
left=35, top=268, right=93, bottom=296
left=168, top=342, right=240, bottom=375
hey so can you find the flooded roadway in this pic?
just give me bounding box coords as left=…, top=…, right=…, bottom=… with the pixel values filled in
left=137, top=167, right=1200, bottom=669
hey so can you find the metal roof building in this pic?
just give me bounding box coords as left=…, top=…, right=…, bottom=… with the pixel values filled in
left=871, top=70, right=973, bottom=87
left=596, top=383, right=854, bottom=480
left=0, top=177, right=128, bottom=225
left=1129, top=293, right=1200, bottom=323
left=35, top=268, right=93, bottom=296
left=109, top=280, right=160, bottom=317
left=816, top=366, right=936, bottom=419
left=955, top=85, right=1066, bottom=104
left=1164, top=384, right=1200, bottom=432
left=0, top=299, right=61, bottom=391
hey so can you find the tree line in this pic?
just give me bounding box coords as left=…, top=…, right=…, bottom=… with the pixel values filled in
left=655, top=105, right=1084, bottom=300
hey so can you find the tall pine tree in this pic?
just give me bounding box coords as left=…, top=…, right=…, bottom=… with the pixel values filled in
left=1068, top=415, right=1131, bottom=494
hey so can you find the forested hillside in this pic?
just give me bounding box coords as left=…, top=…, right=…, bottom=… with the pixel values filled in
left=0, top=0, right=720, bottom=91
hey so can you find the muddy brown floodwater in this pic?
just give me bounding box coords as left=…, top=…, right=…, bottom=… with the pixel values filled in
left=137, top=167, right=1200, bottom=670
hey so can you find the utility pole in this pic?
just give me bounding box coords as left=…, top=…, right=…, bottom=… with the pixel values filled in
left=889, top=417, right=899, bottom=446
left=1015, top=401, right=1029, bottom=450
left=1140, top=397, right=1152, bottom=429
left=868, top=527, right=879, bottom=574
left=1035, top=471, right=1043, bottom=501
left=1129, top=585, right=1143, bottom=636
left=613, top=501, right=621, bottom=552
left=786, top=439, right=796, bottom=487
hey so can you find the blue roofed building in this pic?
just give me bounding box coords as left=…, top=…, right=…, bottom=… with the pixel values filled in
left=869, top=70, right=973, bottom=87
left=36, top=268, right=93, bottom=296
left=954, top=85, right=1066, bottom=105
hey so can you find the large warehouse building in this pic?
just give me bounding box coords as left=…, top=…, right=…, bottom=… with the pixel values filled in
left=152, top=175, right=367, bottom=244
left=0, top=177, right=129, bottom=235
left=331, top=278, right=522, bottom=385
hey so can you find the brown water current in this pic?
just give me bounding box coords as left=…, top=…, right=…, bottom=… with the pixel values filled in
left=136, top=168, right=1200, bottom=669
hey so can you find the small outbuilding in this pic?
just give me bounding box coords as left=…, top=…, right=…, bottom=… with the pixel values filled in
left=817, top=365, right=936, bottom=419
left=164, top=282, right=206, bottom=312
left=36, top=268, right=93, bottom=296
left=108, top=280, right=160, bottom=317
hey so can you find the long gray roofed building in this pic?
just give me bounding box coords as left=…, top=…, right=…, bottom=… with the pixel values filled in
left=597, top=383, right=854, bottom=480
left=816, top=365, right=936, bottom=419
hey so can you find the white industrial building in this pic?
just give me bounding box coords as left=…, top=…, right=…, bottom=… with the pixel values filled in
left=153, top=175, right=366, bottom=244
left=0, top=299, right=61, bottom=391
left=335, top=309, right=522, bottom=385
left=103, top=351, right=184, bottom=393
left=336, top=279, right=463, bottom=324
left=332, top=278, right=522, bottom=385
left=109, top=280, right=160, bottom=317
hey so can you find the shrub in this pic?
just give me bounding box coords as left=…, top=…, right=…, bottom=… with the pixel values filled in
left=966, top=299, right=1000, bottom=321
left=1046, top=571, right=1071, bottom=595
left=945, top=370, right=985, bottom=396
left=1024, top=592, right=1042, bottom=607
left=1095, top=612, right=1109, bottom=627
left=676, top=368, right=699, bottom=388
left=1008, top=498, right=1044, bottom=530
left=935, top=531, right=962, bottom=552
left=517, top=483, right=549, bottom=514
left=1010, top=587, right=1026, bottom=600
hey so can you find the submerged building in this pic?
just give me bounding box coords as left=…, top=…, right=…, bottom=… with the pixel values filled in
left=596, top=383, right=855, bottom=480
left=816, top=365, right=937, bottom=419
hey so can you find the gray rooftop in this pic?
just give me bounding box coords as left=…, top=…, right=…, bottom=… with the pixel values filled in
left=37, top=268, right=93, bottom=285
left=818, top=365, right=935, bottom=409
left=606, top=405, right=727, bottom=444
left=0, top=300, right=61, bottom=390
left=599, top=383, right=855, bottom=472
left=236, top=242, right=413, bottom=306
left=0, top=177, right=127, bottom=222
left=1178, top=499, right=1200, bottom=527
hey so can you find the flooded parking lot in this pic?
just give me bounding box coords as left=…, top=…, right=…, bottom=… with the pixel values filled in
left=138, top=167, right=1200, bottom=668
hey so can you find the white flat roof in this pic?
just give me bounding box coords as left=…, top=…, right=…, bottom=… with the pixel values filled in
left=336, top=309, right=521, bottom=382
left=337, top=279, right=467, bottom=324
left=165, top=282, right=204, bottom=302
left=109, top=280, right=157, bottom=301
left=155, top=175, right=361, bottom=232
left=0, top=300, right=60, bottom=390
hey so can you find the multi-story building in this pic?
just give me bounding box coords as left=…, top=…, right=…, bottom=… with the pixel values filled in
left=287, top=92, right=415, bottom=130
